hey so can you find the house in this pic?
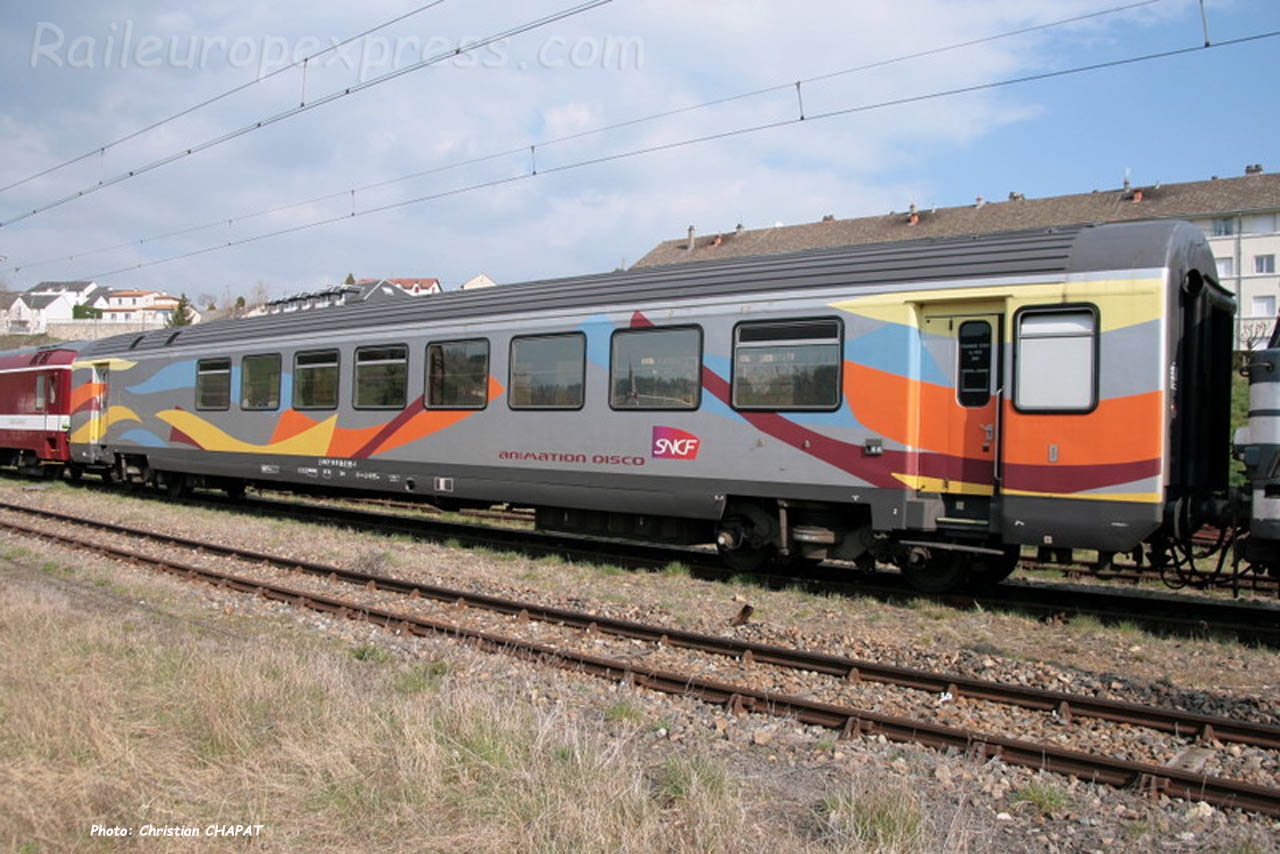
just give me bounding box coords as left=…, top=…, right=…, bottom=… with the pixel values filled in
left=635, top=167, right=1280, bottom=347
left=265, top=279, right=417, bottom=314
left=0, top=293, right=22, bottom=330
left=8, top=292, right=75, bottom=334
left=358, top=277, right=442, bottom=295
left=99, top=289, right=200, bottom=325
left=26, top=280, right=105, bottom=308
left=460, top=274, right=497, bottom=290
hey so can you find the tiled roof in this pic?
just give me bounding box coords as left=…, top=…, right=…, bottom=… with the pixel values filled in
left=634, top=171, right=1280, bottom=268
left=28, top=280, right=95, bottom=293
left=24, top=293, right=66, bottom=309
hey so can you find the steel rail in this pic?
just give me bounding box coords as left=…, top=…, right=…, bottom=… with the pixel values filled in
left=2, top=500, right=1278, bottom=751
left=33, top=480, right=1280, bottom=644
left=3, top=513, right=1278, bottom=817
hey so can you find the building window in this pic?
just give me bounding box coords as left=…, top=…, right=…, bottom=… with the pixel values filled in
left=1256, top=254, right=1276, bottom=275
left=1216, top=257, right=1235, bottom=278
left=509, top=333, right=585, bottom=409
left=426, top=339, right=489, bottom=409
left=1244, top=214, right=1278, bottom=234
left=610, top=327, right=701, bottom=410
left=294, top=350, right=339, bottom=409
left=354, top=345, right=408, bottom=409
left=196, top=358, right=231, bottom=410
left=732, top=319, right=841, bottom=410
left=240, top=353, right=281, bottom=410
left=1212, top=218, right=1236, bottom=237
left=1014, top=308, right=1097, bottom=412
left=1252, top=296, right=1277, bottom=318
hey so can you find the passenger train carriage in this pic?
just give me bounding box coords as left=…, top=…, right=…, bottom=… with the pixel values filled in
left=0, top=344, right=80, bottom=476
left=63, top=221, right=1239, bottom=591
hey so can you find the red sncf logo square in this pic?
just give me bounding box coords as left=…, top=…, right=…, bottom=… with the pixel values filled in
left=652, top=426, right=700, bottom=460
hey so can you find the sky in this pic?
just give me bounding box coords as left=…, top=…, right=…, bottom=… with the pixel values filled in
left=0, top=0, right=1276, bottom=305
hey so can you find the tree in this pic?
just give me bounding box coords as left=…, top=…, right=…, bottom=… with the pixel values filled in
left=344, top=273, right=356, bottom=285
left=167, top=293, right=194, bottom=327
left=234, top=295, right=246, bottom=316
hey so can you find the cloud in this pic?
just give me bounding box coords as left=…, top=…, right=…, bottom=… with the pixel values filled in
left=0, top=0, right=1234, bottom=298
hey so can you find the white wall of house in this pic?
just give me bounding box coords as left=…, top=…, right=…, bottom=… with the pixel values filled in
left=1198, top=213, right=1280, bottom=348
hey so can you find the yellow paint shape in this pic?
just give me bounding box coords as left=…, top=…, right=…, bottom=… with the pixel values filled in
left=890, top=473, right=994, bottom=496
left=831, top=277, right=1164, bottom=336
left=1002, top=488, right=1161, bottom=504
left=69, top=405, right=141, bottom=444
left=71, top=358, right=138, bottom=371
left=157, top=409, right=337, bottom=455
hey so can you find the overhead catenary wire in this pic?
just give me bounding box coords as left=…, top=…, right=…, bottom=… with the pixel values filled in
left=81, top=28, right=1280, bottom=281
left=0, top=0, right=448, bottom=197
left=12, top=0, right=1162, bottom=273
left=0, top=0, right=613, bottom=229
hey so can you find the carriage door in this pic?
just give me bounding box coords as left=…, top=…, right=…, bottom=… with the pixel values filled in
left=919, top=311, right=1003, bottom=529
left=87, top=363, right=110, bottom=454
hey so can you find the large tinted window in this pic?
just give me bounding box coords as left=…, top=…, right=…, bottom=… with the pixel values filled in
left=610, top=327, right=701, bottom=410
left=354, top=345, right=408, bottom=409
left=241, top=353, right=281, bottom=410
left=196, top=358, right=231, bottom=410
left=510, top=333, right=585, bottom=409
left=294, top=350, right=339, bottom=409
left=732, top=319, right=841, bottom=409
left=1015, top=308, right=1096, bottom=412
left=427, top=339, right=489, bottom=409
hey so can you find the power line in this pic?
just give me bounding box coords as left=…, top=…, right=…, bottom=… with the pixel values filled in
left=0, top=0, right=613, bottom=229
left=0, top=1, right=447, bottom=197
left=12, top=0, right=1160, bottom=273
left=82, top=28, right=1280, bottom=281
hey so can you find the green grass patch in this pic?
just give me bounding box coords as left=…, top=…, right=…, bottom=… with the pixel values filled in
left=819, top=784, right=925, bottom=852
left=392, top=661, right=449, bottom=695
left=662, top=561, right=691, bottom=578
left=654, top=756, right=732, bottom=806
left=350, top=645, right=392, bottom=663
left=1013, top=782, right=1072, bottom=815
left=603, top=701, right=646, bottom=725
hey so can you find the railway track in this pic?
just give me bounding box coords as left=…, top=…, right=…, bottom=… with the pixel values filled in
left=30, top=477, right=1280, bottom=644
left=2, top=499, right=1279, bottom=817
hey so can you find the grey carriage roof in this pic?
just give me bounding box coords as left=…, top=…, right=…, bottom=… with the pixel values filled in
left=80, top=221, right=1204, bottom=357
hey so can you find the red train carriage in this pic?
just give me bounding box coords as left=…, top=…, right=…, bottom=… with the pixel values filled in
left=0, top=345, right=80, bottom=476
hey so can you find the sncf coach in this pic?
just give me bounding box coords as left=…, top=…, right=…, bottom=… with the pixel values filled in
left=56, top=221, right=1253, bottom=591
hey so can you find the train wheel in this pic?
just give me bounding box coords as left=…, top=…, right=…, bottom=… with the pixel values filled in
left=900, top=550, right=967, bottom=593
left=222, top=480, right=246, bottom=500
left=66, top=465, right=83, bottom=483
left=717, top=541, right=776, bottom=574
left=965, top=547, right=1020, bottom=590
left=166, top=473, right=192, bottom=499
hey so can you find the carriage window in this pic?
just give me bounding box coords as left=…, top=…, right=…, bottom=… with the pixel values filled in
left=509, top=333, right=585, bottom=409
left=1015, top=309, right=1097, bottom=412
left=34, top=374, right=47, bottom=412
left=957, top=321, right=993, bottom=407
left=733, top=319, right=841, bottom=410
left=354, top=345, right=408, bottom=409
left=241, top=354, right=281, bottom=410
left=196, top=358, right=231, bottom=410
left=427, top=339, right=489, bottom=409
left=610, top=327, right=701, bottom=410
left=294, top=350, right=339, bottom=410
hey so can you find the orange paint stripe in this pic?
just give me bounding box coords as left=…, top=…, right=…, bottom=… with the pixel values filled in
left=70, top=383, right=103, bottom=412
left=1001, top=390, right=1162, bottom=466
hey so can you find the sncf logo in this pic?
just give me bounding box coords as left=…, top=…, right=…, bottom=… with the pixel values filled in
left=652, top=426, right=700, bottom=460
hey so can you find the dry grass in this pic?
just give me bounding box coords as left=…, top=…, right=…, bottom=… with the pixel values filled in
left=2, top=554, right=956, bottom=853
